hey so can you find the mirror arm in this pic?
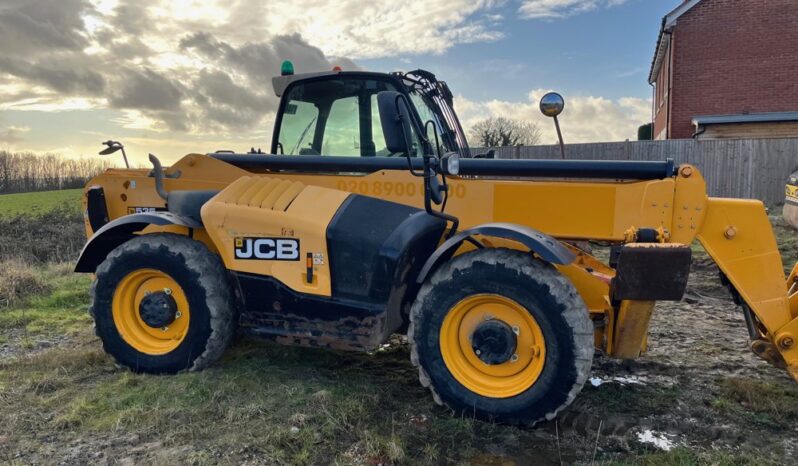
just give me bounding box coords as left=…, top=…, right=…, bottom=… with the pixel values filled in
left=120, top=146, right=130, bottom=168
left=553, top=116, right=566, bottom=160
left=392, top=93, right=424, bottom=177
left=424, top=120, right=442, bottom=157
left=422, top=153, right=459, bottom=238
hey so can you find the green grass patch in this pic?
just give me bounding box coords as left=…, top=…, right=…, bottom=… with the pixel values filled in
left=0, top=188, right=82, bottom=218
left=606, top=447, right=770, bottom=466
left=1, top=267, right=551, bottom=464
left=1, top=338, right=556, bottom=465
left=0, top=263, right=91, bottom=336
left=581, top=382, right=680, bottom=417
left=711, top=376, right=798, bottom=429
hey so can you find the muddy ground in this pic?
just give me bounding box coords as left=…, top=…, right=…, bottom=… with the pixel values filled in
left=1, top=220, right=797, bottom=465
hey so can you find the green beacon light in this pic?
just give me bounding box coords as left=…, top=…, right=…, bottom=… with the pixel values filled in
left=281, top=60, right=294, bottom=76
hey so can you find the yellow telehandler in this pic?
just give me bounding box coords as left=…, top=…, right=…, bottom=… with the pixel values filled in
left=76, top=64, right=798, bottom=425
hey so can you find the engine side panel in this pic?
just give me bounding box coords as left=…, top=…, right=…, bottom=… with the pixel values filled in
left=201, top=176, right=350, bottom=297
left=326, top=195, right=421, bottom=301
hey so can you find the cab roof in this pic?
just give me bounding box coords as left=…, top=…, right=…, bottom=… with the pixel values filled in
left=272, top=70, right=402, bottom=97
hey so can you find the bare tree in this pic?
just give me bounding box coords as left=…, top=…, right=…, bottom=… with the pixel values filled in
left=468, top=117, right=542, bottom=148
left=0, top=151, right=112, bottom=194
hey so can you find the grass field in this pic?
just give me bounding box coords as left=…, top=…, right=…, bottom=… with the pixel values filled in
left=0, top=189, right=796, bottom=464
left=0, top=266, right=779, bottom=465
left=0, top=188, right=83, bottom=218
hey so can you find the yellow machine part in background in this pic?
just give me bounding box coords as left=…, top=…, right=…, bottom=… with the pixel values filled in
left=783, top=175, right=798, bottom=230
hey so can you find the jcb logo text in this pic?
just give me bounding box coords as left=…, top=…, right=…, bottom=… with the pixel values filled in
left=234, top=237, right=300, bottom=261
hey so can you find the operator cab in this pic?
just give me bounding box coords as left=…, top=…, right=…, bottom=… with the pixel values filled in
left=271, top=67, right=470, bottom=159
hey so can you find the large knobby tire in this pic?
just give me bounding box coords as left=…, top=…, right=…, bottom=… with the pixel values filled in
left=409, top=248, right=593, bottom=425
left=89, top=233, right=235, bottom=374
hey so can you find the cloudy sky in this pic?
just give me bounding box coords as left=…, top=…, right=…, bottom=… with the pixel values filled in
left=0, top=0, right=675, bottom=164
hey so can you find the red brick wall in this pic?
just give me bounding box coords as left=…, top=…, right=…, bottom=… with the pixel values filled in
left=652, top=44, right=671, bottom=139
left=667, top=0, right=798, bottom=139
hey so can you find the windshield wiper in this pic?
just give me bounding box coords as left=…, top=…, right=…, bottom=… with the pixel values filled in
left=291, top=116, right=317, bottom=155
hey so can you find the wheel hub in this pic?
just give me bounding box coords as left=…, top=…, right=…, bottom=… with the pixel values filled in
left=471, top=320, right=517, bottom=365
left=138, top=291, right=178, bottom=328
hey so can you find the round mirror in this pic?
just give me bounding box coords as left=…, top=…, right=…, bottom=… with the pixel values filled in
left=539, top=92, right=565, bottom=117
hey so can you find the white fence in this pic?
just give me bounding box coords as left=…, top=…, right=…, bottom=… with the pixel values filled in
left=474, top=138, right=798, bottom=207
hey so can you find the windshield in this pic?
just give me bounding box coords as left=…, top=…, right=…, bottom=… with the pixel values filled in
left=408, top=91, right=454, bottom=154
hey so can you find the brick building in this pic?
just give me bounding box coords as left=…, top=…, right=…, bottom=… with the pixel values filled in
left=649, top=0, right=798, bottom=140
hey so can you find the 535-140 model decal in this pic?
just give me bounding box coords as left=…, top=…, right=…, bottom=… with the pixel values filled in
left=234, top=237, right=300, bottom=261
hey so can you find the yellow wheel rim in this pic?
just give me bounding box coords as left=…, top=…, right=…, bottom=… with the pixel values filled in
left=112, top=269, right=190, bottom=355
left=440, top=294, right=546, bottom=398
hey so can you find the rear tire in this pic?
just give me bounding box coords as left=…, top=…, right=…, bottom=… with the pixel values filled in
left=90, top=234, right=235, bottom=374
left=409, top=248, right=592, bottom=425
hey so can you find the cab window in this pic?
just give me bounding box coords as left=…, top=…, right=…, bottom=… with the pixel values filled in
left=276, top=77, right=406, bottom=157
left=278, top=100, right=319, bottom=155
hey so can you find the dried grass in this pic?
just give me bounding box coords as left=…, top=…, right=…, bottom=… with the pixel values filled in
left=0, top=260, right=51, bottom=308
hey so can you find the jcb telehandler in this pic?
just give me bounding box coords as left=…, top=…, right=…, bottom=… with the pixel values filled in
left=76, top=65, right=798, bottom=425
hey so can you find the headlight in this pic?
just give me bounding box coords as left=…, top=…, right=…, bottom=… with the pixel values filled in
left=442, top=153, right=460, bottom=176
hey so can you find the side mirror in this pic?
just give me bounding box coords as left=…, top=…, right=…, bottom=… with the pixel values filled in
left=377, top=91, right=414, bottom=155
left=539, top=92, right=565, bottom=117
left=99, top=140, right=130, bottom=168
left=539, top=92, right=567, bottom=159
left=99, top=141, right=122, bottom=155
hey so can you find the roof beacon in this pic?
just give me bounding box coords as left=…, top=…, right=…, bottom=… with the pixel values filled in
left=280, top=60, right=294, bottom=76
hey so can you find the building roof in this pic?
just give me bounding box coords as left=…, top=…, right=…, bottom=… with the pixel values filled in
left=692, top=112, right=798, bottom=126
left=648, top=0, right=705, bottom=84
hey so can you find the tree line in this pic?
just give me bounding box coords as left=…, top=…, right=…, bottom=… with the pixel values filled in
left=468, top=117, right=542, bottom=148
left=0, top=151, right=112, bottom=194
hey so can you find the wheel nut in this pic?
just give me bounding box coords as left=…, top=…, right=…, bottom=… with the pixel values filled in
left=484, top=314, right=493, bottom=321
left=512, top=326, right=520, bottom=335
left=475, top=349, right=482, bottom=356
left=510, top=354, right=519, bottom=362
left=175, top=311, right=182, bottom=319
left=780, top=336, right=794, bottom=349
left=161, top=326, right=169, bottom=332
left=164, top=288, right=172, bottom=295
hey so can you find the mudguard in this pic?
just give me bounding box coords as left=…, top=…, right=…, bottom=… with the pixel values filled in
left=74, top=212, right=201, bottom=273
left=415, top=222, right=576, bottom=284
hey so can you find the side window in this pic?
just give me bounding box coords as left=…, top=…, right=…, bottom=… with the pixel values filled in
left=278, top=100, right=319, bottom=155
left=322, top=96, right=359, bottom=156
left=371, top=94, right=390, bottom=156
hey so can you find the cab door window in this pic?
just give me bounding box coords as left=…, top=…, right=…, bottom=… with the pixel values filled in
left=278, top=100, right=319, bottom=155
left=276, top=78, right=409, bottom=157
left=322, top=96, right=360, bottom=155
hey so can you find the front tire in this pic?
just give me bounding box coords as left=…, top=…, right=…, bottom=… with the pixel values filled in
left=90, top=234, right=235, bottom=374
left=409, top=248, right=592, bottom=425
